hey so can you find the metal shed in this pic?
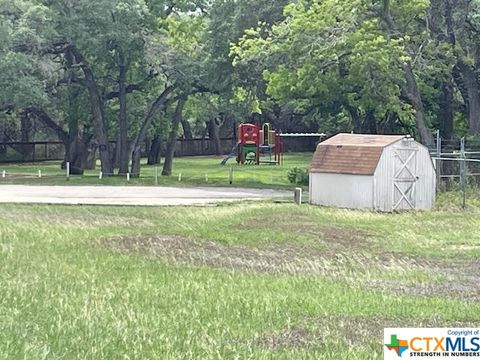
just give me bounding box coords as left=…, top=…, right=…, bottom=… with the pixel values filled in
left=309, top=133, right=436, bottom=211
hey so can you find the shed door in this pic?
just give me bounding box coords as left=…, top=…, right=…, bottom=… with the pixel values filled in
left=392, top=148, right=419, bottom=210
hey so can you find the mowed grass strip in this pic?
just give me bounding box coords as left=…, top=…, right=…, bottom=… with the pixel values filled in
left=0, top=202, right=479, bottom=359
left=0, top=153, right=311, bottom=189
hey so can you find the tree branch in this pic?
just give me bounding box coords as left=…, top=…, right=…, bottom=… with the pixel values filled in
left=104, top=72, right=158, bottom=101
left=26, top=107, right=69, bottom=144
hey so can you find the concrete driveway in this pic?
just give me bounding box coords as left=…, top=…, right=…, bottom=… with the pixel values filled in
left=0, top=185, right=291, bottom=206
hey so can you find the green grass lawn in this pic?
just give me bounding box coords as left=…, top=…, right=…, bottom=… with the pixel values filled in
left=0, top=201, right=479, bottom=359
left=0, top=153, right=312, bottom=189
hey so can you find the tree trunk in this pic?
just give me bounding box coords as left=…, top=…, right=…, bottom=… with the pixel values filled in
left=401, top=63, right=434, bottom=147
left=65, top=115, right=85, bottom=175
left=85, top=142, right=97, bottom=170
left=456, top=61, right=480, bottom=133
left=347, top=107, right=362, bottom=133
left=181, top=118, right=193, bottom=140
left=117, top=57, right=130, bottom=174
left=26, top=107, right=88, bottom=173
left=147, top=135, right=162, bottom=165
left=68, top=137, right=87, bottom=175
left=219, top=114, right=235, bottom=138
left=162, top=98, right=186, bottom=176
left=382, top=0, right=434, bottom=146
left=440, top=81, right=455, bottom=139
left=208, top=117, right=222, bottom=155
left=130, top=85, right=175, bottom=177
left=68, top=46, right=113, bottom=175
left=20, top=110, right=34, bottom=160
left=440, top=0, right=480, bottom=133
left=363, top=109, right=378, bottom=134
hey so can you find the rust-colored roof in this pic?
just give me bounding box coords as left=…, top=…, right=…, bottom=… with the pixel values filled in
left=310, top=133, right=406, bottom=175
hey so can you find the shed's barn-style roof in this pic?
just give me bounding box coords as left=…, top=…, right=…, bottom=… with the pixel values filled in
left=310, top=133, right=406, bottom=175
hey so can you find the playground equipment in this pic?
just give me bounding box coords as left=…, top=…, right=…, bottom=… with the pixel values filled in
left=220, top=122, right=326, bottom=165
left=236, top=123, right=282, bottom=165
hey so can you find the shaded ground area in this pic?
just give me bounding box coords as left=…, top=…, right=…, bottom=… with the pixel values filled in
left=106, top=231, right=480, bottom=303
left=0, top=185, right=290, bottom=206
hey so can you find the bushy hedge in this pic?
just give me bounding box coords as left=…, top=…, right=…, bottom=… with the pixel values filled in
left=287, top=167, right=309, bottom=185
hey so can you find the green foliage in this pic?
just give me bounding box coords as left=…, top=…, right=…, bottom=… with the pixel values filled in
left=1, top=0, right=480, bottom=166
left=233, top=0, right=420, bottom=132
left=287, top=166, right=309, bottom=185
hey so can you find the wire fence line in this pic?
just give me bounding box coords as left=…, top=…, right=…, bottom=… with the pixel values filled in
left=0, top=163, right=292, bottom=188
left=0, top=137, right=319, bottom=164
left=430, top=131, right=480, bottom=208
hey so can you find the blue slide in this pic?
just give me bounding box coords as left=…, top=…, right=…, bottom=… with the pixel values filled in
left=221, top=141, right=241, bottom=165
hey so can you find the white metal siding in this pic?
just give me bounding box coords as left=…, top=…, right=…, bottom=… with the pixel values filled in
left=310, top=138, right=436, bottom=211
left=374, top=140, right=436, bottom=211
left=412, top=144, right=436, bottom=209
left=373, top=147, right=394, bottom=211
left=310, top=173, right=374, bottom=209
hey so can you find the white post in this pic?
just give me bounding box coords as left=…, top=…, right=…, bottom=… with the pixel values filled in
left=178, top=173, right=182, bottom=182
left=2, top=170, right=5, bottom=178
left=66, top=162, right=70, bottom=181
left=38, top=170, right=42, bottom=178
left=294, top=187, right=302, bottom=205
left=99, top=171, right=103, bottom=180
left=205, top=174, right=208, bottom=182
left=127, top=173, right=130, bottom=181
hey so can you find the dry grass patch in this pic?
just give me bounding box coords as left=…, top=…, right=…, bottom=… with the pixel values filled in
left=364, top=259, right=480, bottom=302
left=0, top=208, right=154, bottom=228
left=107, top=234, right=396, bottom=277
left=105, top=234, right=480, bottom=303
left=252, top=315, right=477, bottom=351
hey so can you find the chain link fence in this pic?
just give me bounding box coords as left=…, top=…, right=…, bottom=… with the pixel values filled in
left=431, top=132, right=480, bottom=209
left=0, top=142, right=64, bottom=163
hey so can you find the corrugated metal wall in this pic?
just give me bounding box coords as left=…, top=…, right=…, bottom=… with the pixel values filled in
left=309, top=173, right=374, bottom=209
left=374, top=140, right=435, bottom=211
left=310, top=139, right=436, bottom=211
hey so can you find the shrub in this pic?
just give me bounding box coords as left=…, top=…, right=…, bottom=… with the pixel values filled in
left=287, top=167, right=309, bottom=185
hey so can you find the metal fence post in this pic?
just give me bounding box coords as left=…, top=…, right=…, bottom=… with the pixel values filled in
left=460, top=137, right=466, bottom=209
left=436, top=130, right=442, bottom=190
